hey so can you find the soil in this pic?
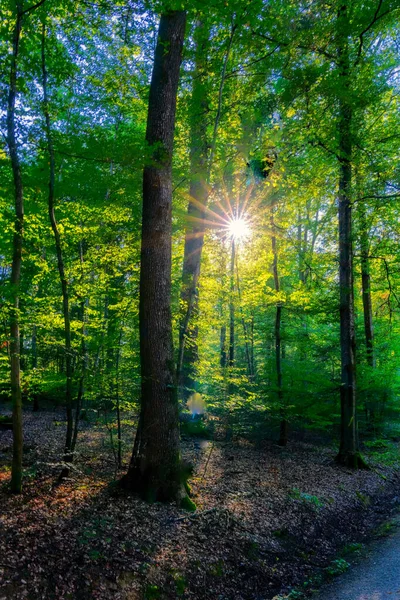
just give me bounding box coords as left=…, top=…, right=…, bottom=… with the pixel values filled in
left=0, top=409, right=399, bottom=600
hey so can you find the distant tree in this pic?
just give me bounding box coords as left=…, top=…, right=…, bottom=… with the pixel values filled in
left=41, top=21, right=75, bottom=477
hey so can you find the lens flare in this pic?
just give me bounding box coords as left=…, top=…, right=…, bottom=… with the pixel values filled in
left=228, top=217, right=250, bottom=240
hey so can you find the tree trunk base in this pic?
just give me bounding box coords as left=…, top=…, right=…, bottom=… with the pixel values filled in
left=58, top=451, right=74, bottom=482
left=58, top=466, right=70, bottom=482
left=278, top=419, right=288, bottom=447
left=335, top=451, right=369, bottom=469
left=120, top=464, right=196, bottom=510
left=10, top=472, right=22, bottom=494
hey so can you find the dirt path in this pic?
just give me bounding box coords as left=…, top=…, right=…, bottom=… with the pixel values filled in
left=316, top=519, right=400, bottom=600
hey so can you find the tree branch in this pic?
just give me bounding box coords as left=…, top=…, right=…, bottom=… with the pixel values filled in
left=226, top=46, right=280, bottom=78
left=21, top=0, right=47, bottom=16
left=252, top=29, right=336, bottom=61
left=308, top=138, right=340, bottom=161
left=355, top=193, right=400, bottom=202
left=354, top=0, right=392, bottom=65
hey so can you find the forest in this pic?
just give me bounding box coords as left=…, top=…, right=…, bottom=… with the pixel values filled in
left=0, top=0, right=399, bottom=598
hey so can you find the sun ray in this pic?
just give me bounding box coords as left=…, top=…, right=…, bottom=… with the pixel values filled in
left=183, top=192, right=227, bottom=225
left=238, top=183, right=255, bottom=221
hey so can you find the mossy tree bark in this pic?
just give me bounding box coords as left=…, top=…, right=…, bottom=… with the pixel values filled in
left=124, top=11, right=189, bottom=504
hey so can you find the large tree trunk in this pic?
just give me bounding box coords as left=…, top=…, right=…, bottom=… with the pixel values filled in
left=124, top=11, right=188, bottom=504
left=41, top=24, right=74, bottom=474
left=7, top=3, right=24, bottom=494
left=335, top=5, right=364, bottom=468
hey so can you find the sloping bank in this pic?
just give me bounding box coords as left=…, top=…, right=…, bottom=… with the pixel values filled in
left=168, top=438, right=400, bottom=600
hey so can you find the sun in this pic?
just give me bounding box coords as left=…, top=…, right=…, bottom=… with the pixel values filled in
left=227, top=217, right=251, bottom=241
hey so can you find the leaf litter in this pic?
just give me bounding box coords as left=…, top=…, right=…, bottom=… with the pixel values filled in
left=0, top=410, right=399, bottom=599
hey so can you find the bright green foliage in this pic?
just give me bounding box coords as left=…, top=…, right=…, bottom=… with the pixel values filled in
left=0, top=0, right=399, bottom=484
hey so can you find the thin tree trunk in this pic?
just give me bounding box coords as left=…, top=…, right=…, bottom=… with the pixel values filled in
left=71, top=241, right=87, bottom=453
left=297, top=216, right=305, bottom=284
left=235, top=251, right=253, bottom=378
left=220, top=326, right=227, bottom=368
left=271, top=212, right=287, bottom=446
left=72, top=366, right=84, bottom=454
left=124, top=11, right=188, bottom=504
left=19, top=319, right=25, bottom=372
left=176, top=20, right=209, bottom=398
left=307, top=208, right=319, bottom=283
left=115, top=326, right=123, bottom=469
left=224, top=237, right=236, bottom=440
left=31, top=324, right=39, bottom=411
left=359, top=200, right=375, bottom=429
left=177, top=21, right=236, bottom=395
left=229, top=239, right=235, bottom=368
left=335, top=5, right=364, bottom=468
left=359, top=204, right=375, bottom=369
left=250, top=314, right=255, bottom=378
left=7, top=3, right=24, bottom=494
left=41, top=24, right=74, bottom=474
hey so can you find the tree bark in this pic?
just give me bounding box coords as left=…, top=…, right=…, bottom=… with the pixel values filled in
left=335, top=5, right=364, bottom=468
left=124, top=11, right=188, bottom=504
left=41, top=24, right=74, bottom=474
left=7, top=3, right=24, bottom=494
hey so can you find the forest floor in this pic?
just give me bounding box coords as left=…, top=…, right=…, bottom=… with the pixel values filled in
left=0, top=410, right=399, bottom=600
